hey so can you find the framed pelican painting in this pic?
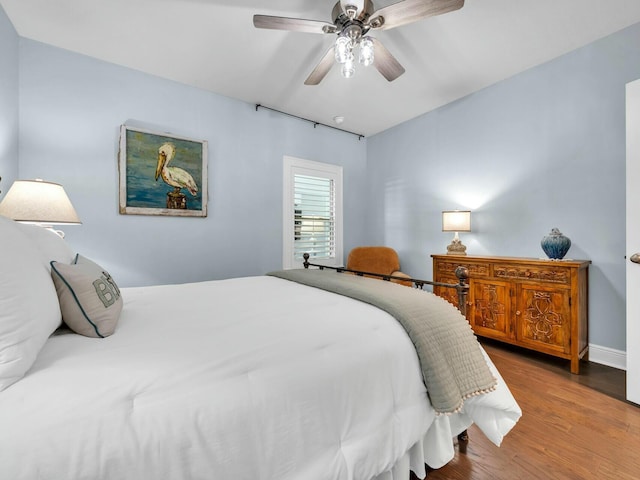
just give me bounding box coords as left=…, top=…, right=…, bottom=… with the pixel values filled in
left=118, top=125, right=208, bottom=217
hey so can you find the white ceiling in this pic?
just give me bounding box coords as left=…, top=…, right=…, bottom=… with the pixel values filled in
left=2, top=0, right=640, bottom=137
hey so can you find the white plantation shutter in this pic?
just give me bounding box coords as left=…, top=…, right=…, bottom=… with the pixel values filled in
left=283, top=156, right=343, bottom=269
left=294, top=174, right=335, bottom=260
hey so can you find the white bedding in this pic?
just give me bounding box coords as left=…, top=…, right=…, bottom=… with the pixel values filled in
left=0, top=275, right=521, bottom=480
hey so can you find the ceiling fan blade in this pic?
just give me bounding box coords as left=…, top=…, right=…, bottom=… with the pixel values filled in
left=304, top=47, right=336, bottom=85
left=253, top=15, right=337, bottom=34
left=370, top=38, right=405, bottom=82
left=368, top=0, right=464, bottom=31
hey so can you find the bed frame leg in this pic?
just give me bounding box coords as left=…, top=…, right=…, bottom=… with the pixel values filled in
left=415, top=431, right=470, bottom=478
left=457, top=429, right=469, bottom=453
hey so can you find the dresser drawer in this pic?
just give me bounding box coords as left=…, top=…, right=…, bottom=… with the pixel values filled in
left=434, top=259, right=490, bottom=278
left=493, top=264, right=571, bottom=285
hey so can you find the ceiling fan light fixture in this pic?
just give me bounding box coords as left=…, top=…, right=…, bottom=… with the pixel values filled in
left=341, top=55, right=355, bottom=78
left=334, top=36, right=353, bottom=64
left=359, top=37, right=374, bottom=66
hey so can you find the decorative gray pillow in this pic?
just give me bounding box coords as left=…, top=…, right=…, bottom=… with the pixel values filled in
left=50, top=254, right=122, bottom=338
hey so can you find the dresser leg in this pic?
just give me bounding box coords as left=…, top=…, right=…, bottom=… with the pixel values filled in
left=571, top=357, right=580, bottom=374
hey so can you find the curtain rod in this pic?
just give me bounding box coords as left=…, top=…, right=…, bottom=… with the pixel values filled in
left=255, top=104, right=364, bottom=140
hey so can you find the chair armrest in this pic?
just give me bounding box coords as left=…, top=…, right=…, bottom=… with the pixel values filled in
left=390, top=271, right=413, bottom=287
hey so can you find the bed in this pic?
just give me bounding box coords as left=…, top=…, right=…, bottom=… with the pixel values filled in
left=0, top=215, right=521, bottom=480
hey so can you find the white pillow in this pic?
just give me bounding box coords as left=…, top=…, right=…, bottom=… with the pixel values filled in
left=50, top=254, right=122, bottom=338
left=14, top=223, right=75, bottom=268
left=0, top=216, right=63, bottom=391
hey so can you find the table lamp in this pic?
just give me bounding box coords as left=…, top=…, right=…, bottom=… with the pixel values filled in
left=442, top=210, right=471, bottom=255
left=0, top=179, right=81, bottom=237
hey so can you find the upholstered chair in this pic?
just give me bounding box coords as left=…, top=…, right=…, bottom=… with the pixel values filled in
left=345, top=246, right=412, bottom=287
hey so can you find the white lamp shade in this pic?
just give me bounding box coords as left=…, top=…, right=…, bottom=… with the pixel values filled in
left=0, top=179, right=81, bottom=225
left=442, top=210, right=471, bottom=232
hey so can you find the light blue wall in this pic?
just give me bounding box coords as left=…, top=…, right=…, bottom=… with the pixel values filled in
left=367, top=22, right=640, bottom=352
left=0, top=5, right=18, bottom=189
left=17, top=39, right=368, bottom=287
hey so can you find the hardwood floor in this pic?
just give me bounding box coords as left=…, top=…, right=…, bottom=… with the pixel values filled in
left=421, top=340, right=640, bottom=480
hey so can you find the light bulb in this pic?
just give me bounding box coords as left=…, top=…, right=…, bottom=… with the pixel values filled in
left=359, top=37, right=374, bottom=67
left=334, top=36, right=353, bottom=65
left=341, top=54, right=355, bottom=78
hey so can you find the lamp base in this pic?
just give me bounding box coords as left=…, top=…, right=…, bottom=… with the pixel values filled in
left=38, top=224, right=66, bottom=238
left=446, top=238, right=467, bottom=255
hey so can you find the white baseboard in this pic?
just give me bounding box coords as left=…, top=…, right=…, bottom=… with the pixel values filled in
left=588, top=343, right=626, bottom=371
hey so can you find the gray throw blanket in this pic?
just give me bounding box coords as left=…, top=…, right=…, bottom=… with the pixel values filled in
left=268, top=269, right=497, bottom=414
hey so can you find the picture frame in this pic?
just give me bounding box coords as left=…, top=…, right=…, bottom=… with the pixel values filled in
left=118, top=125, right=208, bottom=217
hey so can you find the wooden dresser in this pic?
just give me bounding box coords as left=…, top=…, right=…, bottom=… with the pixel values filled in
left=431, top=254, right=590, bottom=374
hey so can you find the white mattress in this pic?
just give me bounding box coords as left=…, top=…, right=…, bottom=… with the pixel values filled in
left=0, top=276, right=521, bottom=480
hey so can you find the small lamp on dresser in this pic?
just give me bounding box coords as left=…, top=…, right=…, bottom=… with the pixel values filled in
left=442, top=210, right=471, bottom=255
left=0, top=178, right=81, bottom=237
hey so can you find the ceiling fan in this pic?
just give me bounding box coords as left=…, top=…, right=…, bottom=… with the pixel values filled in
left=253, top=0, right=464, bottom=85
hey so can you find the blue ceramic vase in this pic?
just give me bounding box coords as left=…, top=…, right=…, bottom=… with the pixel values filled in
left=541, top=228, right=571, bottom=259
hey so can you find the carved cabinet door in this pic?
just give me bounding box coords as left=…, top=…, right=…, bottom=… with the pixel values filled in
left=433, top=275, right=467, bottom=316
left=469, top=279, right=511, bottom=341
left=515, top=284, right=571, bottom=355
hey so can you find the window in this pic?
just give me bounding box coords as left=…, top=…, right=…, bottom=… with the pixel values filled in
left=283, top=156, right=343, bottom=269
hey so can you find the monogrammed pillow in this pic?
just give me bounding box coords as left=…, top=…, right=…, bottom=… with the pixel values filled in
left=50, top=254, right=122, bottom=338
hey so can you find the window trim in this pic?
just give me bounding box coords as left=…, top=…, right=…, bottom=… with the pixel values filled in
left=283, top=156, right=343, bottom=270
